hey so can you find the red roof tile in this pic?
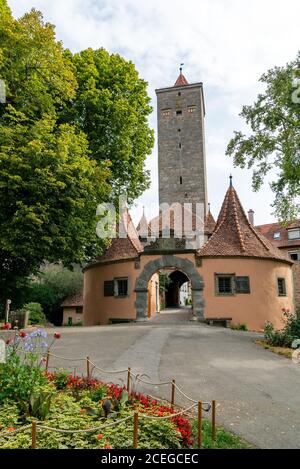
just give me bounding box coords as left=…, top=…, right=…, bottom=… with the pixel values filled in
left=96, top=210, right=143, bottom=262
left=136, top=209, right=150, bottom=237
left=149, top=205, right=204, bottom=237
left=61, top=293, right=83, bottom=307
left=198, top=185, right=291, bottom=263
left=256, top=221, right=300, bottom=248
left=174, top=73, right=188, bottom=87
left=204, top=210, right=216, bottom=235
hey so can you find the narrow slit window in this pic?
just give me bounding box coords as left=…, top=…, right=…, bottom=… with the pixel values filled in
left=179, top=142, right=182, bottom=148
left=180, top=177, right=183, bottom=185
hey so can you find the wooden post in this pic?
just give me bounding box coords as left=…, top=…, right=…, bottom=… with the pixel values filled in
left=171, top=379, right=176, bottom=409
left=197, top=401, right=202, bottom=448
left=127, top=367, right=131, bottom=394
left=45, top=351, right=50, bottom=372
left=31, top=421, right=37, bottom=449
left=212, top=400, right=216, bottom=440
left=133, top=411, right=139, bottom=449
left=87, top=356, right=90, bottom=380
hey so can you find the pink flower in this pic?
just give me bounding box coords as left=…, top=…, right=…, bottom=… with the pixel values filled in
left=54, top=332, right=61, bottom=339
left=104, top=445, right=112, bottom=449
left=7, top=427, right=15, bottom=433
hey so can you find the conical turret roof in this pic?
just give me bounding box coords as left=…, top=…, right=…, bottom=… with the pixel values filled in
left=198, top=182, right=292, bottom=263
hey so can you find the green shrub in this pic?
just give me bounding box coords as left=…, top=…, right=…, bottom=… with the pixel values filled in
left=21, top=302, right=46, bottom=325
left=0, top=352, right=48, bottom=415
left=264, top=310, right=300, bottom=347
left=231, top=323, right=248, bottom=331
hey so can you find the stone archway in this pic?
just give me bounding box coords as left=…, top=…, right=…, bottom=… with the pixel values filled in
left=134, top=255, right=204, bottom=321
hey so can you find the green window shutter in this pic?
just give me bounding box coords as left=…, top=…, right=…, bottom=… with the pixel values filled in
left=104, top=280, right=114, bottom=297
left=235, top=276, right=250, bottom=294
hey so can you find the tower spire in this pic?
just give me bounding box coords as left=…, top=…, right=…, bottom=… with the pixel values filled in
left=174, top=64, right=188, bottom=87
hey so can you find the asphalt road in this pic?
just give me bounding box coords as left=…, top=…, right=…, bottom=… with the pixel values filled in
left=47, top=320, right=300, bottom=449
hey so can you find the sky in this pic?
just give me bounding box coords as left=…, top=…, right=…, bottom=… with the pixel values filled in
left=9, top=0, right=300, bottom=226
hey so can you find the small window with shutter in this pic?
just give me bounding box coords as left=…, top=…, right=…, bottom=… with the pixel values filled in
left=104, top=280, right=114, bottom=297
left=235, top=276, right=250, bottom=293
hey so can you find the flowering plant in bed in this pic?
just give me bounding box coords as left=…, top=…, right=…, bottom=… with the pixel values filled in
left=0, top=328, right=61, bottom=420
left=0, top=359, right=192, bottom=449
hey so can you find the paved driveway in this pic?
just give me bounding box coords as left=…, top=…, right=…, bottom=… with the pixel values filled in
left=48, top=321, right=300, bottom=449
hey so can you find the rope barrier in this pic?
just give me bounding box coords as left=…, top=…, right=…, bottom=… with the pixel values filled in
left=132, top=375, right=172, bottom=386
left=140, top=403, right=198, bottom=419
left=47, top=352, right=86, bottom=362
left=88, top=360, right=128, bottom=375
left=1, top=424, right=32, bottom=436
left=37, top=415, right=133, bottom=434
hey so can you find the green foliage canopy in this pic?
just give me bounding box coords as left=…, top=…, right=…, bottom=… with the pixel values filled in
left=0, top=2, right=154, bottom=304
left=226, top=52, right=300, bottom=221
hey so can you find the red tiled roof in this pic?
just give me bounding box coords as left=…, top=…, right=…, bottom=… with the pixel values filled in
left=174, top=73, right=188, bottom=87
left=198, top=185, right=292, bottom=263
left=204, top=210, right=216, bottom=235
left=96, top=210, right=143, bottom=262
left=149, top=205, right=204, bottom=237
left=256, top=221, right=300, bottom=249
left=61, top=293, right=83, bottom=307
left=136, top=211, right=150, bottom=237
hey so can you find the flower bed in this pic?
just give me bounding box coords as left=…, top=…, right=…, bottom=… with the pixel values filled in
left=0, top=371, right=191, bottom=449
left=0, top=328, right=250, bottom=449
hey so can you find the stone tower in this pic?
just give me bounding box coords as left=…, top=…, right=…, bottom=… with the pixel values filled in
left=156, top=69, right=207, bottom=214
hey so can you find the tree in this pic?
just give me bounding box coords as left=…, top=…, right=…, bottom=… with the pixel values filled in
left=0, top=4, right=153, bottom=306
left=226, top=52, right=300, bottom=221
left=27, top=266, right=83, bottom=325
left=65, top=48, right=154, bottom=203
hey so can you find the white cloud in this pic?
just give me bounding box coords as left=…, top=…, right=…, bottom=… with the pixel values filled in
left=8, top=0, right=300, bottom=225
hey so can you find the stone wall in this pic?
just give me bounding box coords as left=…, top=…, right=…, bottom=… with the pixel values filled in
left=156, top=83, right=207, bottom=211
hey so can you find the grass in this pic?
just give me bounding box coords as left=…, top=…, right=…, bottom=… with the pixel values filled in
left=255, top=339, right=293, bottom=359
left=190, top=419, right=252, bottom=449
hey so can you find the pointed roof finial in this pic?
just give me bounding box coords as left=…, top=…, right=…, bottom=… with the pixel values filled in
left=229, top=174, right=233, bottom=187
left=208, top=202, right=211, bottom=213
left=142, top=205, right=145, bottom=216
left=174, top=64, right=188, bottom=87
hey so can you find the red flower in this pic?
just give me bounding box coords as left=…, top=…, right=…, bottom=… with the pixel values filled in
left=104, top=445, right=112, bottom=449
left=7, top=427, right=15, bottom=433
left=6, top=339, right=12, bottom=345
left=80, top=408, right=86, bottom=414
left=54, top=332, right=61, bottom=339
left=1, top=323, right=11, bottom=330
left=19, top=331, right=27, bottom=338
left=96, top=434, right=103, bottom=440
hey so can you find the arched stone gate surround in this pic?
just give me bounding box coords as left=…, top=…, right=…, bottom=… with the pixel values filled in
left=134, top=255, right=204, bottom=321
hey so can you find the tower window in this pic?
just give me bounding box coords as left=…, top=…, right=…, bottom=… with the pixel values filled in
left=162, top=109, right=170, bottom=118
left=176, top=110, right=182, bottom=116
left=178, top=129, right=181, bottom=132
left=277, top=278, right=286, bottom=296
left=179, top=142, right=181, bottom=148
left=289, top=251, right=299, bottom=261
left=180, top=177, right=182, bottom=185
left=187, top=106, right=196, bottom=114
left=178, top=92, right=181, bottom=96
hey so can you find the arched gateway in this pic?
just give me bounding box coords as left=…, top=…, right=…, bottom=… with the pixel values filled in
left=134, top=255, right=204, bottom=321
